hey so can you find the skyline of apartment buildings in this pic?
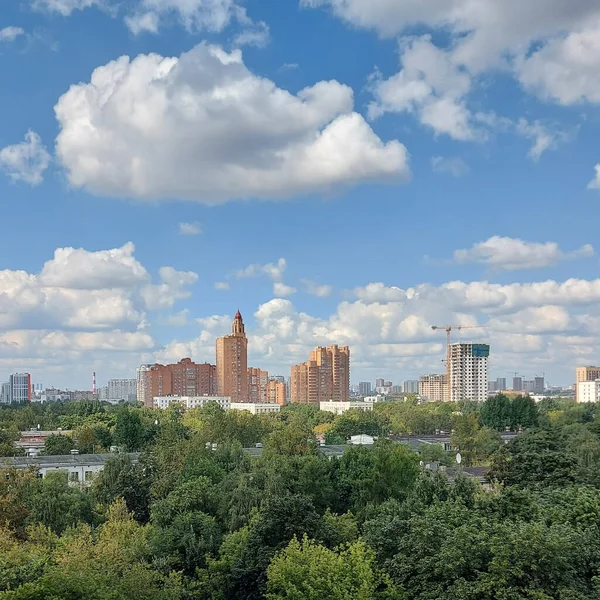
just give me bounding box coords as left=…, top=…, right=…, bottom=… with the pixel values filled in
left=216, top=310, right=249, bottom=402
left=290, top=345, right=350, bottom=405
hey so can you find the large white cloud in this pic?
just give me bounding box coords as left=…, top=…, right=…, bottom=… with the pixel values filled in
left=54, top=43, right=410, bottom=203
left=453, top=236, right=594, bottom=271
left=303, top=0, right=600, bottom=72
left=156, top=271, right=600, bottom=384
left=0, top=242, right=198, bottom=382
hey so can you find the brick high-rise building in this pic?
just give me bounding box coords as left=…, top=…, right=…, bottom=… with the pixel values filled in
left=248, top=367, right=269, bottom=403
left=137, top=359, right=215, bottom=408
left=216, top=311, right=248, bottom=403
left=267, top=379, right=287, bottom=406
left=290, top=345, right=350, bottom=405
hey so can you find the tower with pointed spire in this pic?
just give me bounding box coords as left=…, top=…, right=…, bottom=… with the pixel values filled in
left=216, top=310, right=249, bottom=402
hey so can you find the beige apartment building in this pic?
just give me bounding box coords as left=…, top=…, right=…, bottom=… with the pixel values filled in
left=248, top=367, right=269, bottom=403
left=266, top=379, right=287, bottom=406
left=216, top=311, right=248, bottom=403
left=419, top=374, right=448, bottom=402
left=576, top=366, right=600, bottom=403
left=290, top=345, right=350, bottom=405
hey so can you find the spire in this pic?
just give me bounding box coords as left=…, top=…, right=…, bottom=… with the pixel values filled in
left=232, top=309, right=245, bottom=335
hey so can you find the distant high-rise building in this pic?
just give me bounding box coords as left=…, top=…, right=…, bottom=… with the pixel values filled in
left=496, top=377, right=507, bottom=391
left=0, top=382, right=10, bottom=404
left=216, top=311, right=248, bottom=403
left=391, top=385, right=402, bottom=394
left=137, top=359, right=216, bottom=408
left=512, top=376, right=523, bottom=391
left=136, top=364, right=152, bottom=406
left=534, top=376, right=545, bottom=394
left=266, top=379, right=287, bottom=405
left=419, top=374, right=448, bottom=402
left=358, top=381, right=372, bottom=396
left=448, top=343, right=489, bottom=402
left=384, top=380, right=392, bottom=388
left=375, top=378, right=385, bottom=388
left=488, top=381, right=498, bottom=392
left=248, top=368, right=269, bottom=403
left=523, top=380, right=536, bottom=393
left=9, top=373, right=31, bottom=404
left=576, top=367, right=600, bottom=402
left=290, top=345, right=350, bottom=405
left=107, top=379, right=137, bottom=402
left=403, top=380, right=419, bottom=394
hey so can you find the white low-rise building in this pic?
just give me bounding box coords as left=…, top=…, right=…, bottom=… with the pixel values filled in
left=364, top=395, right=385, bottom=403
left=349, top=434, right=375, bottom=445
left=577, top=380, right=600, bottom=403
left=320, top=401, right=375, bottom=415
left=230, top=402, right=281, bottom=415
left=1, top=453, right=140, bottom=486
left=154, top=396, right=231, bottom=410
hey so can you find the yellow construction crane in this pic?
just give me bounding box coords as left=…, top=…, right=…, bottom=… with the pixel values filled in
left=431, top=325, right=487, bottom=400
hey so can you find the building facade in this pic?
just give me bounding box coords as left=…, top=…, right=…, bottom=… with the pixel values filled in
left=320, top=400, right=374, bottom=415
left=248, top=368, right=269, bottom=403
left=577, top=381, right=600, bottom=404
left=107, top=379, right=137, bottom=402
left=216, top=311, right=248, bottom=403
left=9, top=373, right=31, bottom=404
left=419, top=374, right=448, bottom=402
left=266, top=379, right=287, bottom=406
left=403, top=380, right=419, bottom=394
left=576, top=367, right=600, bottom=402
left=230, top=402, right=281, bottom=415
left=512, top=376, right=523, bottom=391
left=137, top=359, right=216, bottom=408
left=448, top=343, right=489, bottom=402
left=358, top=381, right=372, bottom=396
left=154, top=396, right=231, bottom=411
left=290, top=345, right=350, bottom=405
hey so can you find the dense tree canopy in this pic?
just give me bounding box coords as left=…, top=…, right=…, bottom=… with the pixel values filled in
left=0, top=395, right=597, bottom=599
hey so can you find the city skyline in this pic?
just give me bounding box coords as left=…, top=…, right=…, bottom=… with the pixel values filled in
left=1, top=2, right=600, bottom=388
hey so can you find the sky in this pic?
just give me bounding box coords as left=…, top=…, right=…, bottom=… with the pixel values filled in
left=1, top=0, right=600, bottom=390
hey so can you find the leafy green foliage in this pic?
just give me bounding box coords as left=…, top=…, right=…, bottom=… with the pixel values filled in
left=0, top=397, right=598, bottom=599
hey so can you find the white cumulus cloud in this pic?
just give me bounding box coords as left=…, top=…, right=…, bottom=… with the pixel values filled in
left=0, top=27, right=25, bottom=42
left=453, top=236, right=594, bottom=271
left=178, top=222, right=203, bottom=236
left=0, top=130, right=51, bottom=185
left=54, top=43, right=409, bottom=203
left=273, top=282, right=297, bottom=297
left=235, top=258, right=287, bottom=281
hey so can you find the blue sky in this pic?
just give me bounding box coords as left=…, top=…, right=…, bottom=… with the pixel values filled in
left=1, top=0, right=599, bottom=389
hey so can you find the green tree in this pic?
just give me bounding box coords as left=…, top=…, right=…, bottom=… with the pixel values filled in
left=113, top=407, right=145, bottom=451
left=480, top=394, right=512, bottom=430
left=511, top=395, right=539, bottom=429
left=25, top=471, right=95, bottom=534
left=266, top=536, right=399, bottom=600
left=43, top=434, right=75, bottom=456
